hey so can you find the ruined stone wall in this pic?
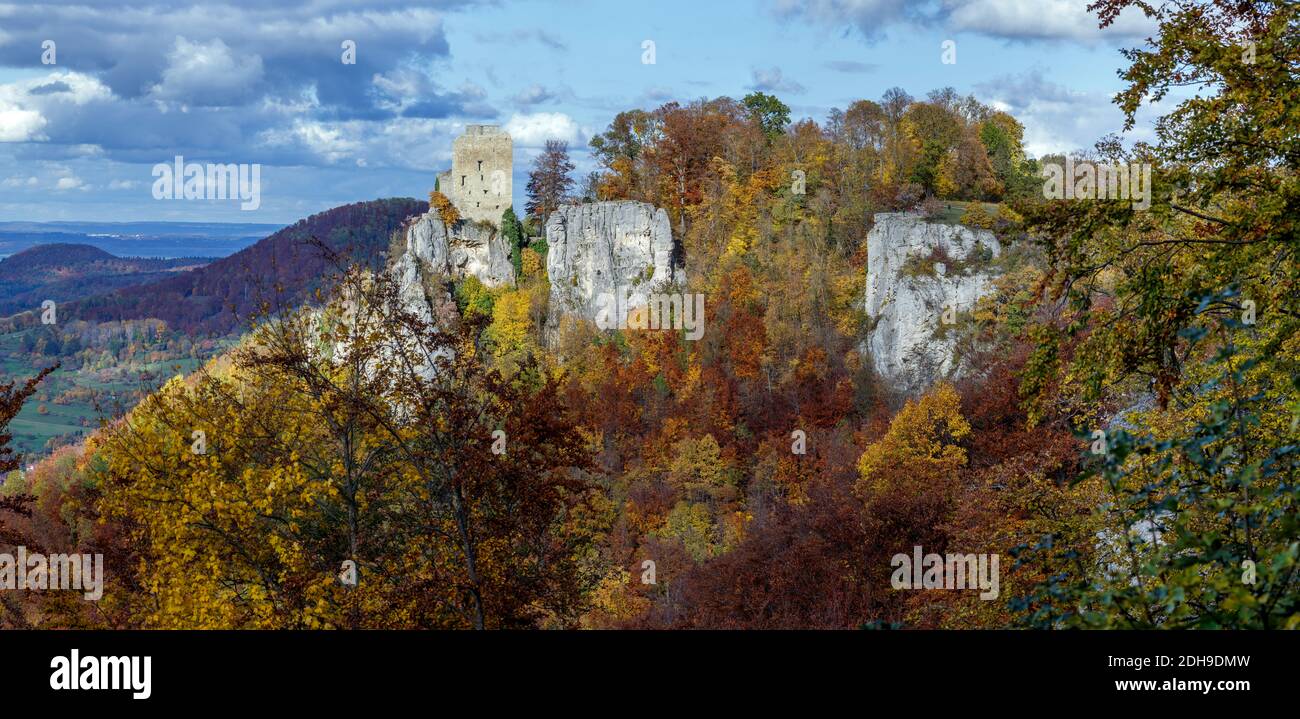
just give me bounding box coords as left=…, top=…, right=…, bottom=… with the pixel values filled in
left=445, top=125, right=512, bottom=226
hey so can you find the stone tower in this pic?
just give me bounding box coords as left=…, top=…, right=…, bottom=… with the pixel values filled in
left=436, top=125, right=512, bottom=226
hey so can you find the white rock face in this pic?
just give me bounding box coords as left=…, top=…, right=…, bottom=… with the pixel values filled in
left=385, top=209, right=516, bottom=375
left=864, top=212, right=1002, bottom=396
left=544, top=201, right=682, bottom=338
left=393, top=210, right=516, bottom=291
left=390, top=210, right=515, bottom=323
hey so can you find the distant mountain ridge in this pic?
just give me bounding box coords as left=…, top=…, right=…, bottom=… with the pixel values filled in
left=0, top=220, right=282, bottom=236
left=0, top=220, right=281, bottom=260
left=63, top=198, right=429, bottom=335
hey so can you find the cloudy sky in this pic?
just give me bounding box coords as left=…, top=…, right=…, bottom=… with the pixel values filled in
left=0, top=0, right=1163, bottom=224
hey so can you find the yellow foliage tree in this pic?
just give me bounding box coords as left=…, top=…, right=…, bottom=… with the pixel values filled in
left=97, top=370, right=339, bottom=628
left=520, top=247, right=543, bottom=278
left=428, top=190, right=460, bottom=226
left=935, top=148, right=960, bottom=199
left=959, top=203, right=996, bottom=230
left=486, top=287, right=534, bottom=358
left=856, top=382, right=970, bottom=498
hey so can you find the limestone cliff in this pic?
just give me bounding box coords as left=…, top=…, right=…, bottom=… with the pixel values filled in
left=392, top=210, right=515, bottom=289
left=864, top=212, right=1002, bottom=396
left=388, top=209, right=515, bottom=324
left=543, top=201, right=682, bottom=339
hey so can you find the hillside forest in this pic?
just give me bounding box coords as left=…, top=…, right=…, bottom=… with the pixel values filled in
left=0, top=0, right=1296, bottom=629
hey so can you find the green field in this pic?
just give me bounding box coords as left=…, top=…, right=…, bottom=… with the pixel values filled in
left=2, top=328, right=209, bottom=461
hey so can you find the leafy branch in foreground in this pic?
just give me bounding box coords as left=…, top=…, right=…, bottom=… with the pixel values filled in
left=1013, top=290, right=1300, bottom=629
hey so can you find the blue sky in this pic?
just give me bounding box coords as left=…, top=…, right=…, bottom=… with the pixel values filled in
left=0, top=0, right=1165, bottom=224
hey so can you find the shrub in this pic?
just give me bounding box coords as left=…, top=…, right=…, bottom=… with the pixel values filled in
left=959, top=203, right=995, bottom=229
left=920, top=196, right=944, bottom=220
left=521, top=247, right=543, bottom=278
left=428, top=190, right=460, bottom=227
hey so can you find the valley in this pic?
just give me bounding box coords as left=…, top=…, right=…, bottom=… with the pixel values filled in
left=0, top=200, right=425, bottom=458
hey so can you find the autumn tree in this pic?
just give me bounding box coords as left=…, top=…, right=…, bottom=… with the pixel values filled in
left=429, top=190, right=460, bottom=226
left=857, top=382, right=970, bottom=503
left=93, top=253, right=597, bottom=629
left=903, top=102, right=962, bottom=197
left=1, top=365, right=54, bottom=474
left=525, top=140, right=575, bottom=223
left=316, top=263, right=597, bottom=628
left=645, top=99, right=735, bottom=234
left=589, top=109, right=658, bottom=201
left=978, top=111, right=1033, bottom=198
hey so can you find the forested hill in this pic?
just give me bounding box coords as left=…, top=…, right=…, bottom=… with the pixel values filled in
left=0, top=243, right=115, bottom=271
left=63, top=198, right=427, bottom=336
left=0, top=244, right=210, bottom=317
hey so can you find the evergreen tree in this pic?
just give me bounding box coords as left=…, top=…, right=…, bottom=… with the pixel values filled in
left=502, top=206, right=525, bottom=277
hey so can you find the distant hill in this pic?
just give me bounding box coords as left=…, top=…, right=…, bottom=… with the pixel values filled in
left=0, top=220, right=281, bottom=237
left=63, top=198, right=428, bottom=335
left=0, top=244, right=212, bottom=317
left=1, top=243, right=115, bottom=271
left=0, top=220, right=279, bottom=259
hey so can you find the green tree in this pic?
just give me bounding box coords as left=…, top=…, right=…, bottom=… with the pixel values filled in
left=1015, top=0, right=1300, bottom=628
left=1016, top=304, right=1300, bottom=628
left=741, top=91, right=790, bottom=140
left=501, top=206, right=525, bottom=277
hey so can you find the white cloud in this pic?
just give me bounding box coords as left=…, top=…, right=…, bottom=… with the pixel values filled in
left=370, top=65, right=495, bottom=119
left=150, top=37, right=265, bottom=106
left=31, top=73, right=114, bottom=105
left=749, top=67, right=806, bottom=95
left=108, top=179, right=140, bottom=190
left=976, top=70, right=1160, bottom=157
left=773, top=0, right=910, bottom=42
left=512, top=84, right=557, bottom=106
left=504, top=112, right=582, bottom=147
left=774, top=0, right=1154, bottom=43
left=945, top=0, right=1155, bottom=42
left=260, top=119, right=363, bottom=164
left=258, top=116, right=462, bottom=171
left=0, top=71, right=114, bottom=143
left=2, top=176, right=39, bottom=188
left=55, top=176, right=86, bottom=191
left=0, top=108, right=47, bottom=141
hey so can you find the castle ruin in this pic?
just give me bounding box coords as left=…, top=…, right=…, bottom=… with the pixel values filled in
left=437, top=125, right=512, bottom=227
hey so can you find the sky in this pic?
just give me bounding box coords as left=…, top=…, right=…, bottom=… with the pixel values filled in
left=0, top=0, right=1167, bottom=224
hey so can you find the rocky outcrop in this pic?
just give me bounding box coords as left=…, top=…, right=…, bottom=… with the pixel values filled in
left=544, top=201, right=682, bottom=338
left=864, top=212, right=1002, bottom=396
left=389, top=209, right=515, bottom=320
left=392, top=210, right=515, bottom=291
left=384, top=210, right=516, bottom=374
